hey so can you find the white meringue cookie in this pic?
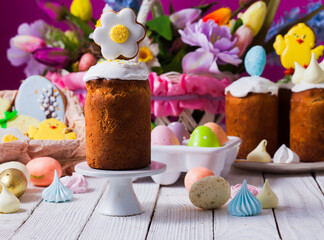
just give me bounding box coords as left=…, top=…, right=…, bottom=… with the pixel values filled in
left=0, top=183, right=20, bottom=213
left=273, top=144, right=300, bottom=163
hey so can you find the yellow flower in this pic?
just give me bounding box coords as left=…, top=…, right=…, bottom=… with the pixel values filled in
left=70, top=0, right=93, bottom=22
left=138, top=47, right=154, bottom=63
left=240, top=1, right=267, bottom=36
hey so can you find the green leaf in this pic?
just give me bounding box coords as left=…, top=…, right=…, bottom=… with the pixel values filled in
left=231, top=18, right=243, bottom=35
left=194, top=1, right=218, bottom=16
left=66, top=13, right=93, bottom=39
left=146, top=15, right=172, bottom=41
left=169, top=0, right=175, bottom=14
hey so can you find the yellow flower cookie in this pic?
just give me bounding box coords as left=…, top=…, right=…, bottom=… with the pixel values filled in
left=27, top=118, right=77, bottom=140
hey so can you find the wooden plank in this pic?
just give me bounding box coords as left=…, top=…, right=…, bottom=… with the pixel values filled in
left=214, top=168, right=280, bottom=239
left=147, top=175, right=213, bottom=240
left=314, top=172, right=324, bottom=194
left=78, top=177, right=159, bottom=240
left=0, top=185, right=43, bottom=240
left=11, top=177, right=108, bottom=240
left=265, top=173, right=324, bottom=239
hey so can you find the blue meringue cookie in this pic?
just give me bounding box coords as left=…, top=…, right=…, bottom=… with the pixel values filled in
left=228, top=179, right=262, bottom=217
left=42, top=170, right=73, bottom=203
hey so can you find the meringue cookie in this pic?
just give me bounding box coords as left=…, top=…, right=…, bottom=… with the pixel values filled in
left=60, top=172, right=88, bottom=194
left=257, top=179, right=279, bottom=209
left=231, top=183, right=259, bottom=199
left=247, top=139, right=271, bottom=162
left=273, top=144, right=300, bottom=163
left=228, top=179, right=262, bottom=217
left=42, top=170, right=73, bottom=203
left=0, top=183, right=20, bottom=213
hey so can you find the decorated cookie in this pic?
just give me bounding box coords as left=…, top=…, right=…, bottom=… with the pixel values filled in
left=189, top=176, right=231, bottom=209
left=15, top=75, right=66, bottom=122
left=247, top=140, right=271, bottom=163
left=94, top=8, right=146, bottom=60
left=0, top=97, right=11, bottom=118
left=2, top=111, right=41, bottom=134
left=27, top=118, right=76, bottom=140
left=0, top=127, right=28, bottom=143
left=274, top=23, right=324, bottom=71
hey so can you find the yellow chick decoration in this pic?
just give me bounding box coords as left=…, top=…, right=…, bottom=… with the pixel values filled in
left=27, top=118, right=77, bottom=140
left=274, top=23, right=324, bottom=72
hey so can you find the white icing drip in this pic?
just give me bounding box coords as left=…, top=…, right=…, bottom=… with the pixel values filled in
left=278, top=80, right=294, bottom=90
left=292, top=83, right=324, bottom=92
left=291, top=53, right=324, bottom=92
left=273, top=144, right=300, bottom=163
left=83, top=60, right=149, bottom=82
left=225, top=76, right=278, bottom=97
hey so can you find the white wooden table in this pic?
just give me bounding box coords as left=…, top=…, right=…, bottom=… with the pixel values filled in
left=2, top=166, right=324, bottom=240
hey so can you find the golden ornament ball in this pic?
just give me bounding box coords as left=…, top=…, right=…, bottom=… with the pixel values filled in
left=0, top=168, right=28, bottom=198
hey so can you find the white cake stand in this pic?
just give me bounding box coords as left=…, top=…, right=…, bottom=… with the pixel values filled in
left=75, top=161, right=166, bottom=217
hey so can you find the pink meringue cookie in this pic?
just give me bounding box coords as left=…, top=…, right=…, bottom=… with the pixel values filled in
left=231, top=183, right=259, bottom=199
left=60, top=172, right=88, bottom=193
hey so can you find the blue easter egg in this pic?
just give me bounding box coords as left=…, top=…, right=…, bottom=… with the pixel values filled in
left=244, top=46, right=266, bottom=76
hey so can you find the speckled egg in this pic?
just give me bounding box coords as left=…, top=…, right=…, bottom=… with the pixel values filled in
left=244, top=45, right=266, bottom=76
left=167, top=122, right=190, bottom=144
left=0, top=161, right=30, bottom=183
left=204, top=122, right=229, bottom=146
left=151, top=125, right=180, bottom=145
left=188, top=126, right=220, bottom=147
left=26, top=157, right=62, bottom=186
left=189, top=176, right=231, bottom=209
left=184, top=167, right=215, bottom=191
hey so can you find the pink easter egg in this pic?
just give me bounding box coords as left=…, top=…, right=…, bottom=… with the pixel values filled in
left=26, top=157, right=62, bottom=186
left=168, top=122, right=190, bottom=144
left=79, top=53, right=97, bottom=71
left=184, top=167, right=215, bottom=191
left=151, top=125, right=180, bottom=145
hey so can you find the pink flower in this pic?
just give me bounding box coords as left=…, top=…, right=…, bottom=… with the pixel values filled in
left=12, top=35, right=46, bottom=53
left=170, top=8, right=201, bottom=29
left=33, top=47, right=69, bottom=68
left=234, top=25, right=254, bottom=57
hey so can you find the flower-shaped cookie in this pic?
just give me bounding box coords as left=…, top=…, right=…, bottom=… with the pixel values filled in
left=94, top=8, right=146, bottom=60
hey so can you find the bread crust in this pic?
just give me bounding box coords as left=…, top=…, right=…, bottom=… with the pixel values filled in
left=85, top=79, right=151, bottom=169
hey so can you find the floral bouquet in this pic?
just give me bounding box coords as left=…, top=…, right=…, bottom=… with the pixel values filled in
left=7, top=0, right=324, bottom=130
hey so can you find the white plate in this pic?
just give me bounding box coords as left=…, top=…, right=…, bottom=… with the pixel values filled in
left=233, top=160, right=324, bottom=173
left=151, top=136, right=241, bottom=185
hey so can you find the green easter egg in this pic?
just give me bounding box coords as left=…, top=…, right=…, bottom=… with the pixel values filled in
left=189, top=126, right=220, bottom=147
left=151, top=122, right=155, bottom=131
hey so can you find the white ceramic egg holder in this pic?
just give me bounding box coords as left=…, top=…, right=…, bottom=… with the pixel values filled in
left=75, top=161, right=166, bottom=217
left=151, top=136, right=241, bottom=185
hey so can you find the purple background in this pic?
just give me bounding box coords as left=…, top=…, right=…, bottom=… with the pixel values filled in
left=0, top=0, right=309, bottom=90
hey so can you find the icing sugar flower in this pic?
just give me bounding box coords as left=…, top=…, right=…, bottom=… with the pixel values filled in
left=94, top=8, right=145, bottom=60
